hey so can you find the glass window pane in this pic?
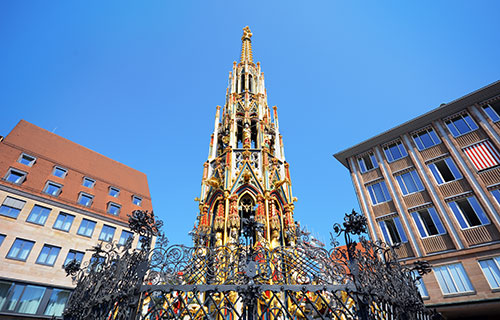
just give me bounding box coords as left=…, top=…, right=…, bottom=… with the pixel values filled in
left=411, top=212, right=427, bottom=238
left=371, top=183, right=385, bottom=203
left=0, top=281, right=13, bottom=310
left=444, top=158, right=462, bottom=180
left=394, top=217, right=408, bottom=242
left=6, top=284, right=24, bottom=311
left=467, top=197, right=489, bottom=225
left=411, top=171, right=424, bottom=191
left=384, top=148, right=393, bottom=162
left=491, top=189, right=500, bottom=205
left=479, top=259, right=500, bottom=289
left=358, top=158, right=367, bottom=172
left=484, top=105, right=500, bottom=122
left=43, top=289, right=70, bottom=316
left=463, top=114, right=478, bottom=131
left=429, top=129, right=440, bottom=144
left=402, top=172, right=418, bottom=193
left=413, top=134, right=424, bottom=150
left=388, top=144, right=402, bottom=160
left=396, top=175, right=408, bottom=195
left=428, top=207, right=446, bottom=234
left=428, top=163, right=444, bottom=184
left=17, top=285, right=46, bottom=314
left=449, top=201, right=468, bottom=229
left=447, top=122, right=459, bottom=137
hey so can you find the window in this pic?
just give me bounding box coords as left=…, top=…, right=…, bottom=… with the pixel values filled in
left=43, top=288, right=71, bottom=317
left=118, top=230, right=134, bottom=246
left=483, top=101, right=500, bottom=122
left=428, top=157, right=462, bottom=184
left=132, top=195, right=142, bottom=206
left=378, top=217, right=408, bottom=245
left=4, top=168, right=27, bottom=184
left=0, top=196, right=26, bottom=219
left=395, top=170, right=424, bottom=195
left=99, top=225, right=116, bottom=242
left=434, top=263, right=474, bottom=295
left=82, top=177, right=95, bottom=188
left=43, top=181, right=62, bottom=197
left=411, top=207, right=446, bottom=238
left=77, top=219, right=96, bottom=237
left=411, top=271, right=429, bottom=298
left=357, top=153, right=378, bottom=173
left=0, top=234, right=5, bottom=247
left=463, top=140, right=500, bottom=171
left=383, top=141, right=408, bottom=162
left=449, top=196, right=489, bottom=229
left=1, top=282, right=46, bottom=314
left=109, top=187, right=120, bottom=197
left=491, top=189, right=500, bottom=206
left=64, top=250, right=84, bottom=266
left=367, top=181, right=391, bottom=205
left=52, top=166, right=67, bottom=178
left=77, top=192, right=93, bottom=207
left=52, top=212, right=74, bottom=232
left=36, top=244, right=61, bottom=266
left=6, top=238, right=35, bottom=261
left=137, top=235, right=146, bottom=250
left=479, top=256, right=500, bottom=289
left=412, top=128, right=441, bottom=151
left=445, top=113, right=478, bottom=137
left=107, top=202, right=121, bottom=216
left=18, top=153, right=36, bottom=167
left=26, top=205, right=51, bottom=226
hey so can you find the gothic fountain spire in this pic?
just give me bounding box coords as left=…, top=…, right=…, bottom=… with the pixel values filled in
left=195, top=27, right=297, bottom=251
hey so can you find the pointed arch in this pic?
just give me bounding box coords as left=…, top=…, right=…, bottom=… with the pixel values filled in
left=233, top=184, right=260, bottom=199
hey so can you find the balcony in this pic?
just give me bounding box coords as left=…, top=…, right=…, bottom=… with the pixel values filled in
left=372, top=201, right=397, bottom=218
left=462, top=224, right=500, bottom=246
left=388, top=157, right=413, bottom=172
left=478, top=166, right=500, bottom=186
left=360, top=167, right=383, bottom=183
left=419, top=143, right=448, bottom=161
left=402, top=191, right=432, bottom=208
left=421, top=234, right=455, bottom=254
left=454, top=129, right=486, bottom=148
left=394, top=242, right=414, bottom=259
left=437, top=179, right=472, bottom=198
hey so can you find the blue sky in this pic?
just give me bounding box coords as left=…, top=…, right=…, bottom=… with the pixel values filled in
left=1, top=1, right=499, bottom=245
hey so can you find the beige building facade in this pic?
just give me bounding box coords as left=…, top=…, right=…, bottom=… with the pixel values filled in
left=335, top=81, right=500, bottom=319
left=0, top=120, right=153, bottom=319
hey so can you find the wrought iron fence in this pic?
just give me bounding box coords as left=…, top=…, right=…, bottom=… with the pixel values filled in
left=63, top=210, right=440, bottom=320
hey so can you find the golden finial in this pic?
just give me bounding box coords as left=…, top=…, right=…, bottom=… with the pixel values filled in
left=240, top=26, right=254, bottom=63
left=242, top=26, right=252, bottom=40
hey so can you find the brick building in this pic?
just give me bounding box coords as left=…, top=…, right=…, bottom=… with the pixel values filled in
left=335, top=80, right=500, bottom=319
left=0, top=120, right=153, bottom=319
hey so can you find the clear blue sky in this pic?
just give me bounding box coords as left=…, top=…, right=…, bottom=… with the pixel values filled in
left=1, top=1, right=499, bottom=245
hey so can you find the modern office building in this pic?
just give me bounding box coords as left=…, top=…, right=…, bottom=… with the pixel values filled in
left=335, top=81, right=500, bottom=319
left=0, top=120, right=153, bottom=319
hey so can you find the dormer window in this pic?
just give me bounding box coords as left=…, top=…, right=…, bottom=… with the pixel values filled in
left=18, top=153, right=36, bottom=167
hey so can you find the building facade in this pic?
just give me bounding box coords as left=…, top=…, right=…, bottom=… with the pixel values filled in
left=192, top=26, right=298, bottom=250
left=335, top=81, right=500, bottom=319
left=0, top=120, right=153, bottom=319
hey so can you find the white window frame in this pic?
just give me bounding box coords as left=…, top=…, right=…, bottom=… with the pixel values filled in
left=433, top=263, right=474, bottom=295
left=52, top=166, right=68, bottom=179
left=445, top=113, right=478, bottom=137
left=366, top=181, right=391, bottom=205
left=427, top=157, right=462, bottom=185
left=4, top=168, right=27, bottom=184
left=109, top=186, right=120, bottom=197
left=448, top=196, right=490, bottom=229
left=43, top=181, right=63, bottom=197
left=412, top=128, right=441, bottom=151
left=17, top=153, right=36, bottom=167
left=78, top=192, right=94, bottom=207
left=107, top=202, right=121, bottom=215
left=383, top=141, right=408, bottom=163
left=395, top=170, right=425, bottom=195
left=478, top=256, right=500, bottom=289
left=482, top=102, right=500, bottom=123
left=357, top=152, right=378, bottom=173
left=411, top=207, right=446, bottom=238
left=132, top=195, right=142, bottom=206
left=82, top=177, right=95, bottom=189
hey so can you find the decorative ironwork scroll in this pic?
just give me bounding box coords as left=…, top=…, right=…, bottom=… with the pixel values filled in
left=63, top=210, right=439, bottom=320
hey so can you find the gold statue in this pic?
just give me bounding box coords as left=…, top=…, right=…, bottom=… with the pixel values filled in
left=242, top=26, right=252, bottom=40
